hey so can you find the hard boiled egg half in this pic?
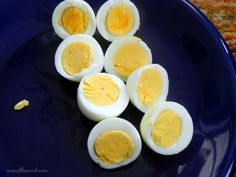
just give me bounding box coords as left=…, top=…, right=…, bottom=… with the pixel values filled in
left=97, top=0, right=140, bottom=41
left=140, top=101, right=194, bottom=155
left=126, top=64, right=169, bottom=113
left=77, top=73, right=129, bottom=121
left=104, top=37, right=152, bottom=81
left=55, top=34, right=104, bottom=82
left=87, top=117, right=142, bottom=169
left=52, top=0, right=96, bottom=39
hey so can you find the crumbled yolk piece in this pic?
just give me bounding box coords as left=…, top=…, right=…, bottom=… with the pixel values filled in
left=94, top=130, right=134, bottom=164
left=152, top=109, right=182, bottom=148
left=59, top=7, right=89, bottom=34
left=113, top=42, right=149, bottom=78
left=14, top=99, right=29, bottom=111
left=62, top=42, right=93, bottom=75
left=83, top=75, right=120, bottom=106
left=137, top=68, right=163, bottom=105
left=106, top=4, right=134, bottom=36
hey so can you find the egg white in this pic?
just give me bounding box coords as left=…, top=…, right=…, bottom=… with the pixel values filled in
left=96, top=0, right=140, bottom=41
left=126, top=64, right=169, bottom=113
left=140, top=101, right=194, bottom=155
left=104, top=37, right=152, bottom=82
left=54, top=34, right=104, bottom=82
left=77, top=73, right=129, bottom=121
left=87, top=117, right=142, bottom=169
left=52, top=0, right=96, bottom=39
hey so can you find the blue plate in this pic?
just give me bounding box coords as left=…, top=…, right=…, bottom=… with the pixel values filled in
left=0, top=0, right=235, bottom=177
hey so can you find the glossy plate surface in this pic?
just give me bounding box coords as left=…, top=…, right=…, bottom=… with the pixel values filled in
left=0, top=0, right=235, bottom=177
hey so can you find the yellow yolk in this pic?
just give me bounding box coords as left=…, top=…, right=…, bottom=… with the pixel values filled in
left=94, top=130, right=134, bottom=164
left=62, top=42, right=92, bottom=75
left=137, top=68, right=163, bottom=105
left=106, top=4, right=134, bottom=36
left=152, top=109, right=182, bottom=148
left=59, top=7, right=89, bottom=34
left=113, top=43, right=149, bottom=78
left=83, top=75, right=120, bottom=106
left=14, top=99, right=29, bottom=111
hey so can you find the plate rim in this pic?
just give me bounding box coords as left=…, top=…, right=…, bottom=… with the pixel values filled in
left=181, top=0, right=236, bottom=176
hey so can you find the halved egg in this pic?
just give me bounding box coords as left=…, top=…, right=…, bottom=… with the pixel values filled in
left=104, top=37, right=152, bottom=81
left=140, top=101, right=194, bottom=155
left=55, top=34, right=104, bottom=82
left=77, top=73, right=129, bottom=121
left=96, top=0, right=140, bottom=41
left=126, top=64, right=169, bottom=113
left=52, top=0, right=96, bottom=39
left=87, top=117, right=142, bottom=169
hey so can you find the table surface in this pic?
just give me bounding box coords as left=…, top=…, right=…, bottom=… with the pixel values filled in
left=190, top=0, right=236, bottom=60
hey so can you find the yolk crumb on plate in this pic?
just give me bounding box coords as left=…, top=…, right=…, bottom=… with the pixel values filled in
left=14, top=99, right=29, bottom=111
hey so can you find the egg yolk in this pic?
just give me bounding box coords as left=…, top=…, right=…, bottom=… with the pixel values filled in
left=59, top=7, right=89, bottom=34
left=106, top=4, right=134, bottom=36
left=94, top=130, right=134, bottom=164
left=113, top=42, right=149, bottom=78
left=83, top=75, right=120, bottom=106
left=62, top=42, right=92, bottom=75
left=152, top=109, right=182, bottom=148
left=14, top=99, right=29, bottom=111
left=137, top=68, right=163, bottom=105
